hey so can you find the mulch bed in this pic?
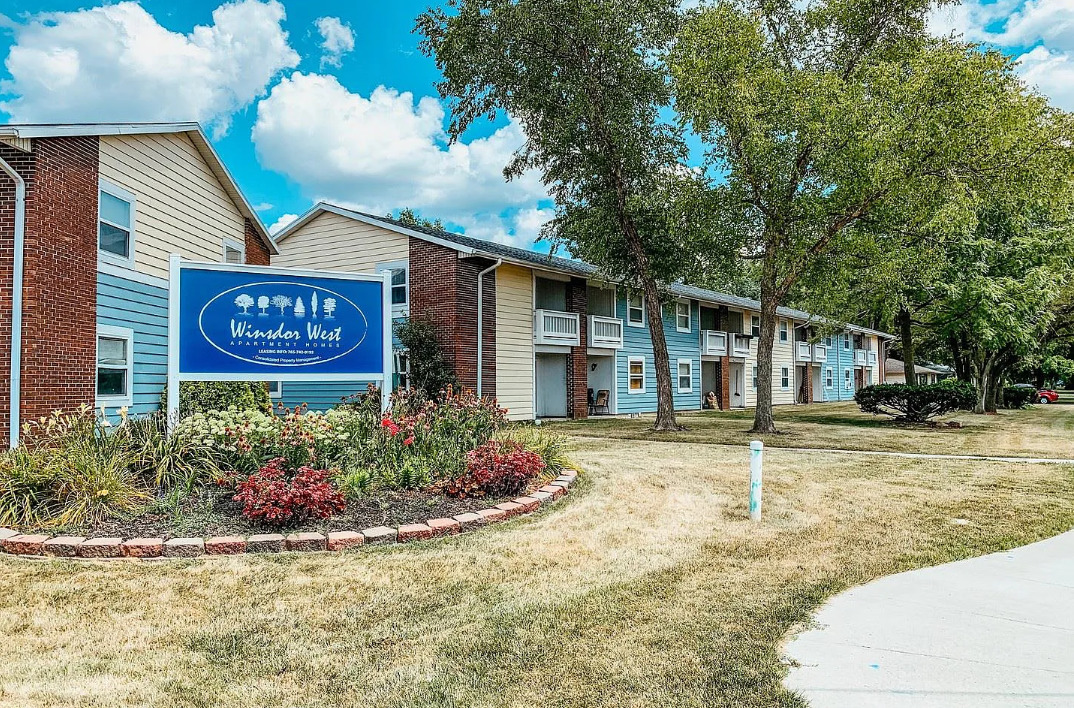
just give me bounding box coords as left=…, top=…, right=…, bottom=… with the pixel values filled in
left=37, top=486, right=518, bottom=539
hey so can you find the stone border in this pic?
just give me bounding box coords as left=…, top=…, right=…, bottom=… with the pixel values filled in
left=0, top=470, right=578, bottom=560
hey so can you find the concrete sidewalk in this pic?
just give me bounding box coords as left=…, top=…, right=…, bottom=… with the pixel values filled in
left=784, top=530, right=1074, bottom=707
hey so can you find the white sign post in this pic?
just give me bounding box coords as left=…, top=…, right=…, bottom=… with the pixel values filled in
left=749, top=440, right=763, bottom=521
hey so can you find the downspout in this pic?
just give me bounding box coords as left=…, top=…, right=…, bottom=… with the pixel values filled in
left=0, top=156, right=25, bottom=448
left=476, top=259, right=503, bottom=398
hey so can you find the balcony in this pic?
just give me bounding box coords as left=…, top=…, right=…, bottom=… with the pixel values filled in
left=730, top=333, right=752, bottom=357
left=701, top=330, right=728, bottom=356
left=795, top=341, right=812, bottom=362
left=812, top=343, right=828, bottom=361
left=854, top=349, right=868, bottom=366
left=588, top=315, right=624, bottom=349
left=535, top=309, right=580, bottom=346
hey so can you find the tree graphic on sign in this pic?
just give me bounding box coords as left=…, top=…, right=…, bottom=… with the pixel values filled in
left=323, top=297, right=337, bottom=318
left=311, top=291, right=319, bottom=319
left=270, top=294, right=292, bottom=315
left=234, top=293, right=254, bottom=315
left=257, top=295, right=269, bottom=315
left=294, top=296, right=306, bottom=318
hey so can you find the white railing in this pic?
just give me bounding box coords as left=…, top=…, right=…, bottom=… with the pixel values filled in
left=812, top=343, right=828, bottom=361
left=868, top=351, right=877, bottom=366
left=701, top=330, right=727, bottom=356
left=731, top=333, right=752, bottom=357
left=535, top=309, right=580, bottom=346
left=795, top=341, right=812, bottom=362
left=588, top=315, right=624, bottom=349
left=854, top=349, right=868, bottom=366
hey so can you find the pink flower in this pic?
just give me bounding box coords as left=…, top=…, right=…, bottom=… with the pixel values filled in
left=403, top=435, right=414, bottom=446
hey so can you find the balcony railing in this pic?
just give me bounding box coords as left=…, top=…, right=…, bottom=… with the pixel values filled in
left=854, top=349, right=868, bottom=366
left=868, top=351, right=877, bottom=366
left=795, top=341, right=812, bottom=362
left=812, top=343, right=828, bottom=361
left=535, top=309, right=580, bottom=346
left=588, top=315, right=624, bottom=349
left=701, top=330, right=728, bottom=356
left=731, top=333, right=752, bottom=357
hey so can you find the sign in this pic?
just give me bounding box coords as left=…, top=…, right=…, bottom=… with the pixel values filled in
left=167, top=256, right=391, bottom=422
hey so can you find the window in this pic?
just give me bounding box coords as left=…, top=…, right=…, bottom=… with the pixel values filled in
left=844, top=369, right=852, bottom=390
left=628, top=356, right=646, bottom=393
left=96, top=325, right=133, bottom=406
left=267, top=381, right=282, bottom=399
left=752, top=366, right=758, bottom=389
left=98, top=180, right=135, bottom=266
left=378, top=261, right=408, bottom=310
left=843, top=335, right=851, bottom=351
left=627, top=295, right=644, bottom=327
left=824, top=335, right=833, bottom=347
left=825, top=368, right=834, bottom=388
left=676, top=301, right=691, bottom=332
left=394, top=351, right=411, bottom=390
left=222, top=238, right=245, bottom=264
left=781, top=366, right=790, bottom=389
left=677, top=359, right=693, bottom=393
left=779, top=320, right=788, bottom=342
left=751, top=315, right=761, bottom=337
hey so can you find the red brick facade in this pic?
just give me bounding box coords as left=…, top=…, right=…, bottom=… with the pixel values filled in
left=408, top=238, right=496, bottom=396
left=566, top=278, right=588, bottom=419
left=243, top=218, right=271, bottom=266
left=0, top=137, right=99, bottom=445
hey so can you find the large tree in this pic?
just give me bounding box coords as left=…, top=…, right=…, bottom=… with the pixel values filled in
left=417, top=0, right=693, bottom=430
left=670, top=0, right=1056, bottom=432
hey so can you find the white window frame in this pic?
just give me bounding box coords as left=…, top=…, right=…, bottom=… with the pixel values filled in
left=222, top=237, right=245, bottom=264
left=675, top=301, right=691, bottom=333
left=781, top=366, right=790, bottom=390
left=267, top=381, right=282, bottom=399
left=393, top=350, right=411, bottom=391
left=97, top=179, right=136, bottom=269
left=825, top=367, right=834, bottom=389
left=779, top=320, right=789, bottom=342
left=824, top=335, right=833, bottom=347
left=843, top=335, right=851, bottom=351
left=627, top=294, right=645, bottom=327
left=676, top=358, right=693, bottom=393
left=844, top=369, right=853, bottom=390
left=96, top=324, right=134, bottom=407
left=752, top=365, right=758, bottom=389
left=377, top=260, right=409, bottom=314
left=751, top=315, right=761, bottom=338
left=628, top=356, right=646, bottom=393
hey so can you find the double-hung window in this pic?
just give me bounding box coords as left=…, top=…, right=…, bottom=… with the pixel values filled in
left=627, top=294, right=644, bottom=327
left=844, top=369, right=852, bottom=389
left=781, top=366, right=790, bottom=389
left=628, top=356, right=646, bottom=393
left=752, top=366, right=758, bottom=389
left=676, top=302, right=691, bottom=332
left=98, top=180, right=135, bottom=267
left=96, top=325, right=133, bottom=406
left=779, top=320, right=789, bottom=342
left=222, top=238, right=245, bottom=264
left=377, top=261, right=409, bottom=312
left=267, top=381, right=282, bottom=399
left=394, top=351, right=411, bottom=390
left=751, top=315, right=761, bottom=337
left=825, top=368, right=834, bottom=388
left=677, top=359, right=693, bottom=393
left=843, top=335, right=851, bottom=351
left=824, top=335, right=833, bottom=347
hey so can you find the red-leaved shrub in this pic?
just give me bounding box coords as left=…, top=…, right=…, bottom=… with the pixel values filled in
left=233, top=458, right=345, bottom=526
left=442, top=440, right=545, bottom=498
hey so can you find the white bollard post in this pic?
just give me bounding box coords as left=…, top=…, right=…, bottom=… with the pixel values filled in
left=749, top=440, right=763, bottom=521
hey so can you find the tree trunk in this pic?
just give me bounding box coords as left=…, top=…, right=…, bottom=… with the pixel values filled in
left=642, top=277, right=680, bottom=430
left=985, top=366, right=1001, bottom=413
left=973, top=354, right=994, bottom=414
left=751, top=283, right=780, bottom=434
left=898, top=307, right=915, bottom=384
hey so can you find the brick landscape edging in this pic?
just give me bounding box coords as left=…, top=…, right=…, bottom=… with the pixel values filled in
left=0, top=470, right=579, bottom=561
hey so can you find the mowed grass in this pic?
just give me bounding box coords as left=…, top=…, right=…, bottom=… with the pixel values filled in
left=1, top=436, right=1073, bottom=707
left=550, top=395, right=1074, bottom=458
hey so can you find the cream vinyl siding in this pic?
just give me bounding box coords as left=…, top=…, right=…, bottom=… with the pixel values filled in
left=273, top=212, right=409, bottom=272
left=495, top=264, right=534, bottom=421
left=771, top=319, right=796, bottom=404
left=98, top=133, right=246, bottom=279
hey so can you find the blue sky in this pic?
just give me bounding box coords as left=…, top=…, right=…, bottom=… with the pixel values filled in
left=0, top=0, right=1070, bottom=250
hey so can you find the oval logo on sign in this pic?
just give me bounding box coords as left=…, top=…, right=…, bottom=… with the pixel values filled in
left=198, top=280, right=370, bottom=367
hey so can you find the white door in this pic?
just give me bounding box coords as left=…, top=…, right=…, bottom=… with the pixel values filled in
left=730, top=363, right=745, bottom=408
left=812, top=367, right=823, bottom=402
left=536, top=354, right=568, bottom=418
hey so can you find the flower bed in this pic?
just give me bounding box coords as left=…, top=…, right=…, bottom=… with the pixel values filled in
left=0, top=386, right=574, bottom=543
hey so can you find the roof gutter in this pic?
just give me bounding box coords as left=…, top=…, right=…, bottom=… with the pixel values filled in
left=476, top=259, right=503, bottom=398
left=0, top=155, right=26, bottom=448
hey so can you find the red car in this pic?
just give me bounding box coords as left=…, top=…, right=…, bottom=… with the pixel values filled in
left=1036, top=389, right=1059, bottom=404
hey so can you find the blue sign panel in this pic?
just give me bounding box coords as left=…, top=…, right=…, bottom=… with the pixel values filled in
left=176, top=265, right=386, bottom=376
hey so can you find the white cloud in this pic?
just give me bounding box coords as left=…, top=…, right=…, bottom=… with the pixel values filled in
left=252, top=72, right=551, bottom=247
left=0, top=0, right=299, bottom=136
left=1014, top=45, right=1074, bottom=109
left=315, top=16, right=355, bottom=68
left=269, top=212, right=299, bottom=235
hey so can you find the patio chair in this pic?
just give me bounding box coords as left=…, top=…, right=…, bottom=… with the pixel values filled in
left=593, top=389, right=610, bottom=415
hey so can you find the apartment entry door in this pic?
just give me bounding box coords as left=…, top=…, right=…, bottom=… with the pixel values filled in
left=729, top=362, right=745, bottom=408
left=536, top=353, right=569, bottom=418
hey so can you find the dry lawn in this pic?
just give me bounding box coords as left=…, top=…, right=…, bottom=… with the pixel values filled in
left=551, top=397, right=1074, bottom=458
left=1, top=437, right=1072, bottom=707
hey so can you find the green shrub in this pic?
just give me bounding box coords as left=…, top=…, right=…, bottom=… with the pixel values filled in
left=159, top=381, right=271, bottom=418
left=394, top=317, right=457, bottom=397
left=855, top=380, right=977, bottom=422
left=125, top=415, right=221, bottom=492
left=495, top=425, right=572, bottom=475
left=1002, top=386, right=1035, bottom=409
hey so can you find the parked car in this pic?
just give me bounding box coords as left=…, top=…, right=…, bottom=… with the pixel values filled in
left=1036, top=388, right=1059, bottom=404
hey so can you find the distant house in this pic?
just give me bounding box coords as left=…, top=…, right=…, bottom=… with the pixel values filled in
left=885, top=358, right=950, bottom=385
left=0, top=122, right=277, bottom=445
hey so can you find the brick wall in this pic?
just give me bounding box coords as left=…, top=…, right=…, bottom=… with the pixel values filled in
left=243, top=218, right=271, bottom=266
left=0, top=137, right=100, bottom=445
left=409, top=238, right=497, bottom=396
left=566, top=277, right=587, bottom=419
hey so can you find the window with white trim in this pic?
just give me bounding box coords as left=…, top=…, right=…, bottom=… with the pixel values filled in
left=377, top=261, right=409, bottom=311
left=98, top=180, right=135, bottom=266
left=843, top=335, right=851, bottom=350
left=222, top=238, right=245, bottom=264
left=267, top=381, right=282, bottom=399
left=779, top=320, right=788, bottom=342
left=628, top=356, right=646, bottom=393
left=825, top=367, right=834, bottom=388
left=393, top=350, right=411, bottom=390
left=844, top=369, right=852, bottom=389
left=676, top=301, right=691, bottom=332
left=751, top=315, right=761, bottom=337
left=781, top=366, right=790, bottom=389
left=627, top=294, right=644, bottom=327
left=824, top=335, right=833, bottom=347
left=96, top=325, right=133, bottom=406
left=677, top=359, right=693, bottom=393
left=752, top=365, right=758, bottom=389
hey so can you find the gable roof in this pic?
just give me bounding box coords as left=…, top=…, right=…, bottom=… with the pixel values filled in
left=885, top=358, right=946, bottom=375
left=0, top=122, right=277, bottom=255
left=275, top=201, right=893, bottom=339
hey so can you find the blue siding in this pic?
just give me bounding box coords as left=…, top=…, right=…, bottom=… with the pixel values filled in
left=615, top=297, right=701, bottom=414
left=820, top=333, right=856, bottom=402
left=96, top=272, right=169, bottom=417
left=278, top=381, right=375, bottom=411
